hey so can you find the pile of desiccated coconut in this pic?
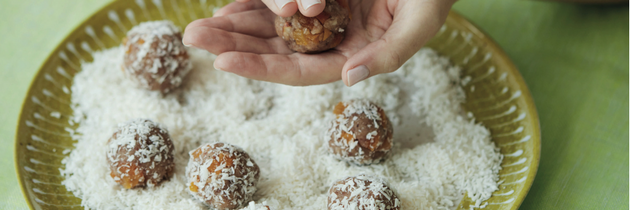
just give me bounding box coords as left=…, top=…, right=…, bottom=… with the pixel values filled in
left=60, top=43, right=502, bottom=209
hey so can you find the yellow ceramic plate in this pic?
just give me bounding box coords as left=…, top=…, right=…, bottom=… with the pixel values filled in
left=15, top=0, right=540, bottom=209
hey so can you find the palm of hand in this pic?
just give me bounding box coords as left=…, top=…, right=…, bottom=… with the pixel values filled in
left=332, top=0, right=391, bottom=56
left=183, top=0, right=452, bottom=86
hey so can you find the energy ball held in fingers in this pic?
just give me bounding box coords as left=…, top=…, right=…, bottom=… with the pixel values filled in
left=186, top=142, right=261, bottom=210
left=106, top=119, right=175, bottom=189
left=275, top=0, right=351, bottom=53
left=327, top=99, right=394, bottom=165
left=327, top=175, right=401, bottom=210
left=122, top=21, right=192, bottom=93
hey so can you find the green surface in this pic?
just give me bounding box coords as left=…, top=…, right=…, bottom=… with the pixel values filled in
left=452, top=1, right=629, bottom=209
left=1, top=1, right=112, bottom=209
left=0, top=0, right=627, bottom=209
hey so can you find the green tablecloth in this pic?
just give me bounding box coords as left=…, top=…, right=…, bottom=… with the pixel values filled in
left=0, top=0, right=627, bottom=209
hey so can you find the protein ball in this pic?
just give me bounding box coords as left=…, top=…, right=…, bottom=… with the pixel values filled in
left=122, top=20, right=192, bottom=93
left=327, top=175, right=401, bottom=210
left=275, top=0, right=351, bottom=53
left=106, top=119, right=175, bottom=189
left=327, top=99, right=394, bottom=165
left=186, top=142, right=261, bottom=209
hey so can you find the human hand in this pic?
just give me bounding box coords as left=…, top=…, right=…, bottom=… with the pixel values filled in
left=183, top=0, right=457, bottom=86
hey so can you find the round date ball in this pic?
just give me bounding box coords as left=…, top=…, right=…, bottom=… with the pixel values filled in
left=327, top=99, right=394, bottom=165
left=186, top=142, right=261, bottom=209
left=275, top=0, right=351, bottom=53
left=122, top=20, right=192, bottom=93
left=106, top=119, right=175, bottom=189
left=327, top=175, right=401, bottom=210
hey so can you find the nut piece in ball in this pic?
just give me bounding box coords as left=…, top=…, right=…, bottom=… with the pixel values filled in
left=275, top=0, right=351, bottom=53
left=186, top=142, right=261, bottom=209
left=327, top=99, right=394, bottom=165
left=107, top=119, right=175, bottom=189
left=327, top=175, right=401, bottom=210
left=122, top=20, right=192, bottom=93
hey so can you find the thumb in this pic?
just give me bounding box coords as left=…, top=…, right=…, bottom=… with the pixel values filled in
left=341, top=0, right=454, bottom=87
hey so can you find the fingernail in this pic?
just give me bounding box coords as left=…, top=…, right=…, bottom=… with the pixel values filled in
left=302, top=0, right=321, bottom=10
left=182, top=38, right=194, bottom=48
left=275, top=0, right=294, bottom=10
left=347, top=65, right=369, bottom=87
left=183, top=43, right=199, bottom=49
left=213, top=62, right=225, bottom=72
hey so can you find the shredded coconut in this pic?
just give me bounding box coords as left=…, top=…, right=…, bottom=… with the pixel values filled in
left=186, top=142, right=260, bottom=209
left=123, top=21, right=191, bottom=93
left=327, top=99, right=393, bottom=165
left=327, top=175, right=400, bottom=210
left=60, top=45, right=502, bottom=209
left=245, top=201, right=271, bottom=210
left=105, top=118, right=175, bottom=189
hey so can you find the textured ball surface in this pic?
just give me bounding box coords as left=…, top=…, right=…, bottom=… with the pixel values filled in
left=275, top=0, right=350, bottom=53
left=186, top=142, right=261, bottom=209
left=107, top=119, right=175, bottom=189
left=327, top=175, right=401, bottom=210
left=328, top=99, right=394, bottom=165
left=122, top=21, right=192, bottom=93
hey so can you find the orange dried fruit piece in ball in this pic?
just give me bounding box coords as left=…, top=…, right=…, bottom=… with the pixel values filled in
left=327, top=99, right=394, bottom=165
left=275, top=0, right=351, bottom=53
left=106, top=119, right=175, bottom=189
left=327, top=175, right=401, bottom=210
left=122, top=20, right=192, bottom=93
left=186, top=142, right=261, bottom=209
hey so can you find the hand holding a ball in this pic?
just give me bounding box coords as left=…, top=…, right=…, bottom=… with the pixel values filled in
left=183, top=0, right=457, bottom=86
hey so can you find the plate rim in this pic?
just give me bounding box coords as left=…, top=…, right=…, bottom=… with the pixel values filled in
left=445, top=11, right=542, bottom=210
left=13, top=0, right=124, bottom=209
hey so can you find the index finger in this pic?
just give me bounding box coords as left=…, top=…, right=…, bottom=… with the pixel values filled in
left=262, top=0, right=300, bottom=17
left=213, top=0, right=267, bottom=17
left=214, top=51, right=347, bottom=86
left=214, top=0, right=299, bottom=18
